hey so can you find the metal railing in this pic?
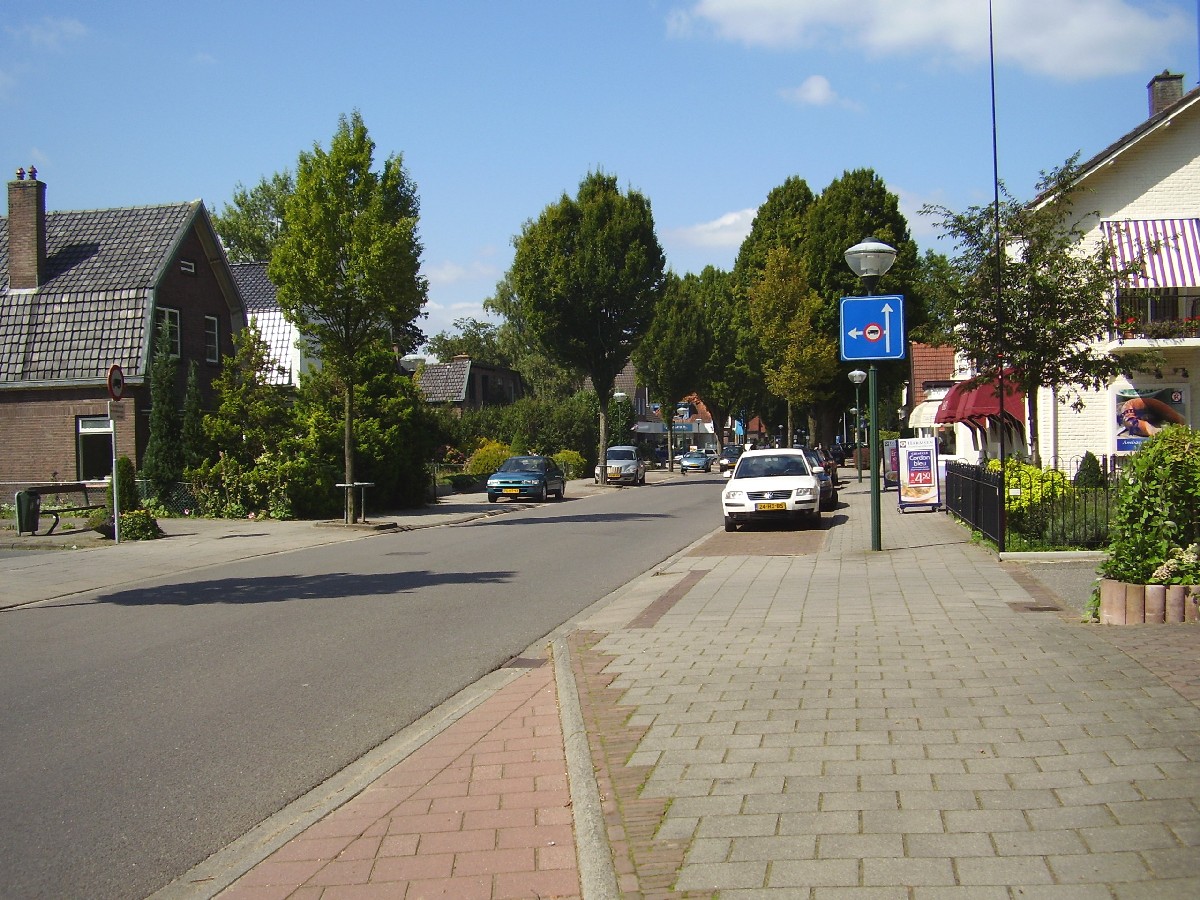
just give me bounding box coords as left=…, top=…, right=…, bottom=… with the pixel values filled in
left=944, top=456, right=1119, bottom=551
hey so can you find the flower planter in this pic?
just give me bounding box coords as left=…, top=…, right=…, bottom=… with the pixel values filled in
left=1099, top=579, right=1200, bottom=624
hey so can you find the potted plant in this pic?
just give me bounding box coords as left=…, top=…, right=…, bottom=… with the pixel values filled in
left=1095, top=425, right=1200, bottom=623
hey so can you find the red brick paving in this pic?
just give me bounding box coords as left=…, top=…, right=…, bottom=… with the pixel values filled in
left=219, top=664, right=581, bottom=900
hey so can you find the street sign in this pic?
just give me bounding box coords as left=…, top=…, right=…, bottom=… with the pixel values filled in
left=107, top=364, right=125, bottom=401
left=839, top=295, right=906, bottom=361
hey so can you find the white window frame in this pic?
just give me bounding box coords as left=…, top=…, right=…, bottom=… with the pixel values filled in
left=204, top=315, right=220, bottom=363
left=155, top=307, right=180, bottom=357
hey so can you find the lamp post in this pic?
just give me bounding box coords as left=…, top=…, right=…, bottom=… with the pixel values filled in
left=848, top=370, right=866, bottom=483
left=845, top=237, right=897, bottom=552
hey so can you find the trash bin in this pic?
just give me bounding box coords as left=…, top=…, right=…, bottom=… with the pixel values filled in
left=15, top=489, right=41, bottom=535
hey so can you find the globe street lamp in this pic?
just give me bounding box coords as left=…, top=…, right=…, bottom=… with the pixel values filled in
left=845, top=238, right=897, bottom=552
left=848, top=370, right=866, bottom=484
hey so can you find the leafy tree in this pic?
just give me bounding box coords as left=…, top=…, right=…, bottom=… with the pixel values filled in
left=140, top=325, right=183, bottom=498
left=800, top=169, right=921, bottom=445
left=269, top=111, right=428, bottom=521
left=634, top=272, right=711, bottom=465
left=180, top=361, right=207, bottom=470
left=687, top=266, right=754, bottom=448
left=921, top=154, right=1157, bottom=465
left=509, top=170, right=665, bottom=476
left=424, top=317, right=509, bottom=366
left=747, top=247, right=840, bottom=445
left=202, top=320, right=292, bottom=468
left=212, top=170, right=294, bottom=263
left=484, top=273, right=582, bottom=399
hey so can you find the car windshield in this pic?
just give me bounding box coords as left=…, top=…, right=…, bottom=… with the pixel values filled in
left=734, top=454, right=811, bottom=479
left=607, top=449, right=636, bottom=461
left=498, top=457, right=545, bottom=474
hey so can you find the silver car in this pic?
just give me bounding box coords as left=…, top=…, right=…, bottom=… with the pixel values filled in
left=595, top=445, right=647, bottom=485
left=721, top=448, right=822, bottom=531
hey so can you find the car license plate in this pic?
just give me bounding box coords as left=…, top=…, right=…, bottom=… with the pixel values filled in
left=756, top=502, right=786, bottom=511
left=503, top=488, right=520, bottom=494
left=608, top=467, right=622, bottom=477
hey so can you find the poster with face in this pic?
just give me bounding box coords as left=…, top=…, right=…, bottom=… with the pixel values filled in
left=1115, top=387, right=1188, bottom=452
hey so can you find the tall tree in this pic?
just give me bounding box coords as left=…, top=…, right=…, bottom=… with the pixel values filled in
left=633, top=272, right=711, bottom=466
left=747, top=247, right=840, bottom=445
left=269, top=111, right=428, bottom=521
left=484, top=273, right=582, bottom=399
left=212, top=171, right=295, bottom=263
left=203, top=319, right=292, bottom=468
left=921, top=154, right=1157, bottom=465
left=689, top=266, right=752, bottom=448
left=180, top=361, right=207, bottom=471
left=509, top=171, right=665, bottom=475
left=140, top=325, right=182, bottom=499
left=801, top=169, right=921, bottom=443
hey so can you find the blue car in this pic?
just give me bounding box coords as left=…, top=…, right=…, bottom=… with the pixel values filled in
left=486, top=455, right=566, bottom=503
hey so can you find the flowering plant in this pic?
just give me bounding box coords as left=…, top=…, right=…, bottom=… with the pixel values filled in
left=1150, top=543, right=1200, bottom=584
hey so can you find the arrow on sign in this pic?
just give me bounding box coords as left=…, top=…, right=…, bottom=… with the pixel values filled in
left=881, top=301, right=894, bottom=354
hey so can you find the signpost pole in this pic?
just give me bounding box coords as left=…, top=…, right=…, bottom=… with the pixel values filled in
left=868, top=364, right=881, bottom=551
left=106, top=364, right=125, bottom=545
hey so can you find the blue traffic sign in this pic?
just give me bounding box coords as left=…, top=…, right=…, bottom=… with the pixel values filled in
left=839, top=295, right=906, bottom=361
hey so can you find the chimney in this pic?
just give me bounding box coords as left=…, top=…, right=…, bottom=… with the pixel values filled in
left=1148, top=70, right=1184, bottom=118
left=7, top=166, right=47, bottom=290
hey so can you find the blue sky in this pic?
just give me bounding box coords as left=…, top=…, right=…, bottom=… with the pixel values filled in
left=3, top=1, right=1197, bottom=349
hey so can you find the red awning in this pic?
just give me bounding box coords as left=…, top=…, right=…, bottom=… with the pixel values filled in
left=1102, top=218, right=1200, bottom=289
left=935, top=371, right=1025, bottom=427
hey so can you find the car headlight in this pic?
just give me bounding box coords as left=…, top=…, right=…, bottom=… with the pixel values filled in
left=795, top=487, right=816, bottom=499
left=724, top=490, right=743, bottom=501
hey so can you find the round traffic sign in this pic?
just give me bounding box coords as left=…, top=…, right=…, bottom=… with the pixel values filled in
left=107, top=364, right=125, bottom=401
left=864, top=322, right=883, bottom=342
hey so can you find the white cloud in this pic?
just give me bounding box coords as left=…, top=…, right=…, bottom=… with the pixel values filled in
left=780, top=75, right=843, bottom=107
left=6, top=16, right=87, bottom=51
left=671, top=0, right=1190, bottom=80
left=667, top=208, right=757, bottom=250
left=424, top=258, right=501, bottom=288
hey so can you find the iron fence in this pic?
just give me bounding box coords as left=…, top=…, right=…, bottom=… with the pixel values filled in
left=944, top=455, right=1120, bottom=551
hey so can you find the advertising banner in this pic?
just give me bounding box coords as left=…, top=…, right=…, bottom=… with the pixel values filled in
left=898, top=437, right=940, bottom=511
left=1114, top=386, right=1188, bottom=453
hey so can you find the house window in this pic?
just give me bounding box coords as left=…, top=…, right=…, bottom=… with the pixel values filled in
left=155, top=307, right=180, bottom=357
left=77, top=416, right=113, bottom=481
left=179, top=259, right=196, bottom=275
left=205, top=316, right=220, bottom=363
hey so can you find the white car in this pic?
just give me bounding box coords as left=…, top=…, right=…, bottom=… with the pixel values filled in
left=721, top=448, right=822, bottom=531
left=595, top=445, right=647, bottom=485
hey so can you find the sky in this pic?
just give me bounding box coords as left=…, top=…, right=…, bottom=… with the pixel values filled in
left=3, top=1, right=1198, bottom=352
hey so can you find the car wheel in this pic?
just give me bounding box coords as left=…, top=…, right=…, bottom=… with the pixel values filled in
left=555, top=482, right=565, bottom=500
left=724, top=516, right=737, bottom=533
left=488, top=494, right=497, bottom=504
left=536, top=484, right=547, bottom=502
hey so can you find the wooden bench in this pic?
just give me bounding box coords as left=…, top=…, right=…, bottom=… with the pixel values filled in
left=17, top=482, right=106, bottom=535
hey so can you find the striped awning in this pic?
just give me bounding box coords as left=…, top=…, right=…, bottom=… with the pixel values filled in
left=1102, top=218, right=1200, bottom=289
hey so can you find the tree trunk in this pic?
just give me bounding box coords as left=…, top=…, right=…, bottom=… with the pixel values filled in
left=786, top=401, right=794, bottom=448
left=343, top=384, right=357, bottom=524
left=1025, top=391, right=1041, bottom=468
left=598, top=391, right=610, bottom=485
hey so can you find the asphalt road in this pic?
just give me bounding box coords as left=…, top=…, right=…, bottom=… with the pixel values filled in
left=0, top=475, right=725, bottom=900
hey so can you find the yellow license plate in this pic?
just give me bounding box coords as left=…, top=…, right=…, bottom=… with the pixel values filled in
left=756, top=502, right=786, bottom=511
left=608, top=468, right=622, bottom=476
left=503, top=488, right=520, bottom=494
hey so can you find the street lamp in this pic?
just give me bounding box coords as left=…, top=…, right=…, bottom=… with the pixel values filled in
left=845, top=237, right=897, bottom=552
left=848, top=371, right=866, bottom=484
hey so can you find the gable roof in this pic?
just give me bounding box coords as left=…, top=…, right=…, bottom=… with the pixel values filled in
left=416, top=357, right=471, bottom=402
left=1072, top=83, right=1200, bottom=185
left=1, top=200, right=236, bottom=386
left=229, top=261, right=300, bottom=385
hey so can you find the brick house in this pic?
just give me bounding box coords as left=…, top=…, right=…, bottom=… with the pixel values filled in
left=414, top=355, right=525, bottom=413
left=0, top=168, right=245, bottom=485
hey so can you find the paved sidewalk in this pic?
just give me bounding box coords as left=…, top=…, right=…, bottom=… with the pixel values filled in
left=12, top=473, right=1200, bottom=898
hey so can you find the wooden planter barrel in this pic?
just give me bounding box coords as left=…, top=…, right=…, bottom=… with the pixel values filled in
left=1099, top=579, right=1200, bottom=624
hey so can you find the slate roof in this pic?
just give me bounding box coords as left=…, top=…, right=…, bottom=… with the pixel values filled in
left=0, top=201, right=199, bottom=385
left=229, top=262, right=299, bottom=385
left=416, top=357, right=471, bottom=402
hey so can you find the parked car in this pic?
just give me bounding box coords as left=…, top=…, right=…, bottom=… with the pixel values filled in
left=486, top=455, right=566, bottom=503
left=717, top=444, right=744, bottom=472
left=721, top=448, right=822, bottom=531
left=679, top=451, right=714, bottom=473
left=595, top=445, right=647, bottom=485
left=808, top=446, right=839, bottom=483
left=802, top=447, right=839, bottom=511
